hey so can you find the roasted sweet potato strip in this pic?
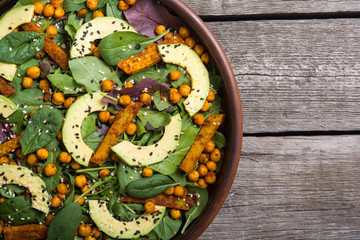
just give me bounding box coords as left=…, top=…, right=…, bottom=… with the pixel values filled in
left=4, top=224, right=48, bottom=240
left=117, top=34, right=185, bottom=75
left=90, top=102, right=143, bottom=166
left=0, top=77, right=15, bottom=97
left=0, top=135, right=21, bottom=157
left=21, top=22, right=69, bottom=70
left=121, top=194, right=194, bottom=211
left=180, top=114, right=225, bottom=173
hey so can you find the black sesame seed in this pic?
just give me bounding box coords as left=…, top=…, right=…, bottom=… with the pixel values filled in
left=149, top=152, right=153, bottom=156
left=135, top=43, right=141, bottom=50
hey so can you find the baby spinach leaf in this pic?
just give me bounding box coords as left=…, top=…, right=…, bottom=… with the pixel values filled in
left=63, top=172, right=75, bottom=206
left=116, top=162, right=142, bottom=193
left=48, top=202, right=82, bottom=240
left=0, top=196, right=45, bottom=225
left=63, top=0, right=86, bottom=11
left=81, top=114, right=97, bottom=138
left=202, top=96, right=222, bottom=120
left=10, top=58, right=40, bottom=91
left=136, top=120, right=146, bottom=137
left=0, top=32, right=46, bottom=65
left=83, top=129, right=105, bottom=151
left=106, top=2, right=124, bottom=19
left=99, top=30, right=168, bottom=66
left=209, top=73, right=222, bottom=91
left=69, top=56, right=121, bottom=92
left=15, top=0, right=48, bottom=7
left=153, top=91, right=172, bottom=111
left=181, top=186, right=209, bottom=234
left=20, top=107, right=63, bottom=155
left=138, top=108, right=171, bottom=129
left=153, top=215, right=182, bottom=240
left=211, top=131, right=226, bottom=149
left=48, top=73, right=84, bottom=94
left=112, top=202, right=144, bottom=221
left=126, top=67, right=165, bottom=83
left=166, top=64, right=191, bottom=88
left=0, top=185, right=25, bottom=198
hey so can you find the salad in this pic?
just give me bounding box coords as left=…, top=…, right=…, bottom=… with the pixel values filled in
left=0, top=0, right=226, bottom=239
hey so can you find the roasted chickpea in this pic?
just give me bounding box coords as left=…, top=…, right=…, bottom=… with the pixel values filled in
left=99, top=169, right=110, bottom=178
left=169, top=70, right=181, bottom=81
left=52, top=92, right=65, bottom=105
left=124, top=82, right=133, bottom=88
left=39, top=79, right=51, bottom=91
left=205, top=141, right=216, bottom=153
left=71, top=160, right=82, bottom=170
left=179, top=85, right=191, bottom=97
left=110, top=152, right=120, bottom=162
left=170, top=87, right=178, bottom=94
left=9, top=161, right=17, bottom=165
left=206, top=161, right=217, bottom=172
left=197, top=164, right=208, bottom=177
left=164, top=186, right=174, bottom=195
left=142, top=167, right=153, bottom=178
left=155, top=25, right=166, bottom=35
left=185, top=37, right=196, bottom=48
left=144, top=201, right=155, bottom=213
left=92, top=46, right=101, bottom=58
left=74, top=194, right=85, bottom=205
left=63, top=97, right=75, bottom=108
left=201, top=53, right=210, bottom=64
left=51, top=0, right=63, bottom=8
left=170, top=209, right=181, bottom=219
left=179, top=26, right=191, bottom=38
left=98, top=111, right=111, bottom=123
left=22, top=77, right=33, bottom=89
left=139, top=93, right=151, bottom=105
left=0, top=156, right=10, bottom=165
left=118, top=0, right=129, bottom=11
left=0, top=197, right=5, bottom=203
left=169, top=91, right=182, bottom=104
left=199, top=153, right=209, bottom=164
left=77, top=8, right=88, bottom=18
left=57, top=183, right=68, bottom=194
left=193, top=113, right=204, bottom=126
left=205, top=172, right=216, bottom=184
left=81, top=184, right=90, bottom=193
left=126, top=122, right=137, bottom=135
left=36, top=166, right=43, bottom=173
left=12, top=28, right=19, bottom=33
left=44, top=164, right=57, bottom=176
left=75, top=174, right=87, bottom=188
left=197, top=178, right=208, bottom=188
left=174, top=186, right=187, bottom=198
left=46, top=25, right=58, bottom=38
left=26, top=66, right=41, bottom=79
left=194, top=44, right=205, bottom=56
left=27, top=153, right=38, bottom=167
left=43, top=4, right=55, bottom=17
left=188, top=170, right=199, bottom=182
left=87, top=0, right=98, bottom=11
left=125, top=0, right=136, bottom=5
left=50, top=196, right=61, bottom=207
left=102, top=79, right=114, bottom=92
left=207, top=90, right=215, bottom=102
left=164, top=31, right=174, bottom=39
left=78, top=223, right=92, bottom=237
left=201, top=100, right=211, bottom=112
left=119, top=95, right=131, bottom=106
left=45, top=214, right=55, bottom=225
left=92, top=10, right=104, bottom=19
left=91, top=227, right=102, bottom=238
left=89, top=43, right=96, bottom=55
left=15, top=148, right=26, bottom=159
left=54, top=7, right=65, bottom=19
left=33, top=2, right=44, bottom=15
left=56, top=193, right=66, bottom=200
left=35, top=51, right=46, bottom=59
left=210, top=148, right=221, bottom=162
left=108, top=115, right=116, bottom=125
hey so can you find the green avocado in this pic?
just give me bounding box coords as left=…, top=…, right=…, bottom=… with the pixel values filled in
left=0, top=165, right=50, bottom=214
left=158, top=44, right=210, bottom=116
left=0, top=5, right=35, bottom=81
left=111, top=114, right=182, bottom=166
left=89, top=200, right=166, bottom=239
left=62, top=92, right=108, bottom=166
left=0, top=95, right=17, bottom=118
left=70, top=17, right=136, bottom=58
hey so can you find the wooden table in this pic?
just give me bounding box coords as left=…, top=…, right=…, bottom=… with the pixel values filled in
left=180, top=1, right=360, bottom=239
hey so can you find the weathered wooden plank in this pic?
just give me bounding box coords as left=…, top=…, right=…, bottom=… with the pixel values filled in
left=200, top=135, right=360, bottom=239
left=204, top=19, right=360, bottom=133
left=182, top=0, right=360, bottom=16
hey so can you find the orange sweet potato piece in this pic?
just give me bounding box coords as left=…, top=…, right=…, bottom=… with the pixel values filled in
left=180, top=114, right=225, bottom=173
left=21, top=22, right=69, bottom=70
left=117, top=34, right=185, bottom=75
left=4, top=224, right=48, bottom=240
left=0, top=135, right=21, bottom=157
left=90, top=102, right=143, bottom=166
left=121, top=194, right=194, bottom=211
left=0, top=77, right=15, bottom=97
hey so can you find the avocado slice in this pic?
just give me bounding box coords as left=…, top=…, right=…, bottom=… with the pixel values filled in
left=0, top=165, right=50, bottom=214
left=0, top=5, right=35, bottom=81
left=158, top=44, right=210, bottom=116
left=89, top=200, right=166, bottom=239
left=111, top=114, right=182, bottom=166
left=0, top=95, right=17, bottom=118
left=70, top=17, right=136, bottom=58
left=62, top=92, right=108, bottom=166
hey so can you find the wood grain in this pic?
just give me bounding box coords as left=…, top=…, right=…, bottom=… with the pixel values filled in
left=182, top=0, right=360, bottom=16
left=200, top=135, right=360, bottom=239
left=204, top=19, right=360, bottom=133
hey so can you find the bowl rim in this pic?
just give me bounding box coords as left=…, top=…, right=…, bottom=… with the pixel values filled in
left=158, top=0, right=243, bottom=239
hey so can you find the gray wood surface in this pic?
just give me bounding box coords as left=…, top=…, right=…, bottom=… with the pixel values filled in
left=205, top=19, right=360, bottom=133
left=182, top=0, right=360, bottom=16
left=200, top=135, right=360, bottom=239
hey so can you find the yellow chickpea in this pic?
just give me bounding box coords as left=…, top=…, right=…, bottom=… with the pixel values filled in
left=98, top=111, right=111, bottom=123
left=155, top=25, right=166, bottom=35
left=174, top=186, right=187, bottom=198
left=169, top=70, right=181, bottom=81
left=124, top=82, right=133, bottom=88
left=201, top=53, right=210, bottom=64
left=50, top=196, right=61, bottom=207
left=36, top=166, right=43, bottom=173
left=185, top=37, right=196, bottom=48
left=0, top=156, right=10, bottom=165
left=58, top=152, right=71, bottom=163
left=118, top=0, right=129, bottom=11
left=169, top=91, right=182, bottom=104
left=35, top=51, right=46, bottom=59
left=51, top=0, right=63, bottom=8
left=92, top=10, right=104, bottom=19
left=57, top=183, right=68, bottom=194
left=36, top=148, right=49, bottom=160
left=110, top=152, right=120, bottom=163
left=164, top=186, right=174, bottom=195
left=45, top=214, right=55, bottom=225
left=199, top=153, right=209, bottom=164
left=27, top=153, right=38, bottom=167
left=92, top=46, right=101, bottom=58
left=194, top=44, right=205, bottom=56
left=77, top=8, right=88, bottom=18
left=193, top=113, right=204, bottom=126
left=108, top=115, right=116, bottom=125
left=26, top=66, right=41, bottom=79
left=119, top=95, right=131, bottom=106
left=126, top=122, right=137, bottom=135
left=85, top=235, right=96, bottom=240
left=78, top=223, right=92, bottom=237
left=144, top=201, right=155, bottom=213
left=87, top=0, right=98, bottom=11
left=99, top=169, right=110, bottom=178
left=74, top=194, right=85, bottom=205
left=164, top=31, right=174, bottom=39
left=141, top=167, right=153, bottom=178
left=54, top=7, right=65, bottom=19
left=201, top=100, right=211, bottom=112
left=57, top=130, right=62, bottom=141
left=81, top=184, right=90, bottom=193
left=139, top=93, right=151, bottom=105
left=33, top=2, right=44, bottom=15
left=71, top=160, right=82, bottom=170
left=15, top=148, right=26, bottom=159
left=197, top=164, right=208, bottom=177
left=56, top=193, right=66, bottom=200
left=210, top=148, right=221, bottom=162
left=43, top=4, right=55, bottom=18
left=207, top=90, right=216, bottom=102
left=179, top=26, right=191, bottom=38
left=125, top=0, right=136, bottom=5
left=63, top=97, right=75, bottom=108
left=205, top=141, right=216, bottom=153
left=205, top=172, right=216, bottom=184
left=44, top=163, right=57, bottom=176
left=188, top=170, right=199, bottom=182
left=46, top=25, right=58, bottom=38
left=52, top=92, right=65, bottom=105
left=102, top=79, right=114, bottom=92
left=9, top=161, right=17, bottom=166
left=197, top=178, right=208, bottom=188
left=75, top=174, right=87, bottom=188
left=179, top=85, right=191, bottom=97
left=169, top=209, right=181, bottom=219
left=91, top=227, right=102, bottom=238
left=0, top=197, right=5, bottom=203
left=206, top=161, right=217, bottom=172
left=22, top=77, right=33, bottom=89
left=39, top=79, right=51, bottom=91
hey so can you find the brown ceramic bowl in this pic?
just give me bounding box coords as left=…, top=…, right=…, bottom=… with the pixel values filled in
left=0, top=0, right=243, bottom=239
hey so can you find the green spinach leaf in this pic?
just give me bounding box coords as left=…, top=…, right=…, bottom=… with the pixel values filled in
left=211, top=131, right=226, bottom=149
left=81, top=114, right=98, bottom=138
left=154, top=215, right=182, bottom=240
left=83, top=130, right=104, bottom=151
left=106, top=2, right=124, bottom=19
left=138, top=108, right=171, bottom=129
left=153, top=91, right=172, bottom=111
left=166, top=64, right=191, bottom=88
left=63, top=0, right=86, bottom=11
left=48, top=73, right=84, bottom=94
left=112, top=202, right=144, bottom=221
left=116, top=162, right=142, bottom=193
left=10, top=58, right=40, bottom=91
left=0, top=185, right=25, bottom=198
left=126, top=67, right=164, bottom=84
left=63, top=172, right=75, bottom=206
